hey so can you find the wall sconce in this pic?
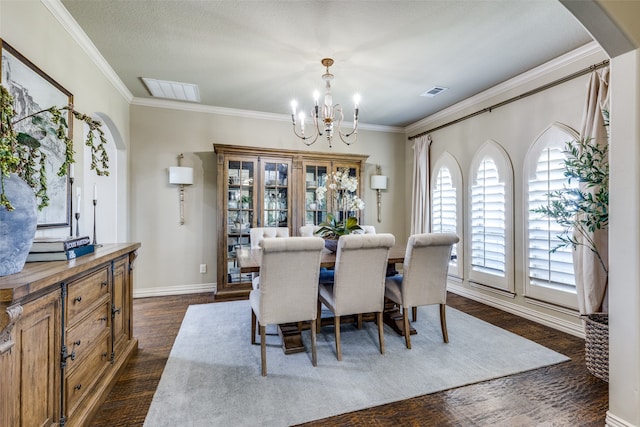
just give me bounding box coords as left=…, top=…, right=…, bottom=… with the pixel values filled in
left=169, top=154, right=194, bottom=225
left=370, top=165, right=388, bottom=223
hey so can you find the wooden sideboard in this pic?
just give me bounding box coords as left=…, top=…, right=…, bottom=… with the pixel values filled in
left=0, top=243, right=140, bottom=427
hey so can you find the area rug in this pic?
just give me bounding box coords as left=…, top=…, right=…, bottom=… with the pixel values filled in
left=143, top=300, right=569, bottom=427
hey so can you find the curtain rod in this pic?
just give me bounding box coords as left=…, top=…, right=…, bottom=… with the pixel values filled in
left=408, top=59, right=610, bottom=141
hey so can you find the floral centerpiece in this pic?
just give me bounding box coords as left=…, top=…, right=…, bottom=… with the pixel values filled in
left=314, top=168, right=364, bottom=247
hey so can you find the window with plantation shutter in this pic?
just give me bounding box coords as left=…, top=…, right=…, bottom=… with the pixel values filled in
left=468, top=141, right=514, bottom=293
left=431, top=152, right=463, bottom=278
left=524, top=124, right=579, bottom=309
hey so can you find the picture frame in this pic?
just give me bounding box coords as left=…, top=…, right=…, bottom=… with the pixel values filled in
left=1, top=39, right=73, bottom=228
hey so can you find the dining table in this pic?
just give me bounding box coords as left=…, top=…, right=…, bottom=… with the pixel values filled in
left=237, top=243, right=416, bottom=354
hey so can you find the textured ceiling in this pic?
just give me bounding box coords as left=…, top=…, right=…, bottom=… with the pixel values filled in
left=61, top=0, right=593, bottom=128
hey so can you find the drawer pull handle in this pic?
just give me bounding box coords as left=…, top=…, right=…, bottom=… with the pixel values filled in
left=101, top=281, right=108, bottom=287
left=99, top=316, right=108, bottom=322
left=73, top=296, right=82, bottom=303
left=102, top=352, right=108, bottom=359
left=113, top=307, right=122, bottom=315
left=73, top=340, right=81, bottom=347
left=74, top=384, right=82, bottom=391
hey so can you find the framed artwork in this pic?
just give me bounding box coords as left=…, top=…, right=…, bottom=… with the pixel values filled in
left=1, top=39, right=73, bottom=228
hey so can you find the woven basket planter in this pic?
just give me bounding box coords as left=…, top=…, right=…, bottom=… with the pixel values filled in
left=584, top=313, right=608, bottom=382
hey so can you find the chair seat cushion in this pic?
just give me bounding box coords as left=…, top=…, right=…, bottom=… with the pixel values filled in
left=384, top=274, right=403, bottom=304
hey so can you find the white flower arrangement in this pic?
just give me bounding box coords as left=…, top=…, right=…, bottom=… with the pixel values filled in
left=315, top=168, right=364, bottom=217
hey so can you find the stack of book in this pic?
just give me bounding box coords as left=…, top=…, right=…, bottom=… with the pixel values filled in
left=26, top=236, right=94, bottom=262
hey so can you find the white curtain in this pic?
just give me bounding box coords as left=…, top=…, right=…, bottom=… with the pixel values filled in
left=410, top=134, right=431, bottom=234
left=574, top=67, right=610, bottom=314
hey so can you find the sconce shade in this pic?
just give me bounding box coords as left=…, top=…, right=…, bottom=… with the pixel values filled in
left=370, top=175, right=388, bottom=190
left=169, top=166, right=194, bottom=185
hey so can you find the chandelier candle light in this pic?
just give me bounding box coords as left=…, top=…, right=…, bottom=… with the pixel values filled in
left=291, top=58, right=359, bottom=148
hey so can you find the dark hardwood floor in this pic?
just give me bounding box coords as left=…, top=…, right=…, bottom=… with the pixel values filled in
left=89, top=293, right=608, bottom=426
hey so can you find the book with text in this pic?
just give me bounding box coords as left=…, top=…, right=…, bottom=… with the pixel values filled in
left=30, top=236, right=91, bottom=253
left=26, top=244, right=95, bottom=262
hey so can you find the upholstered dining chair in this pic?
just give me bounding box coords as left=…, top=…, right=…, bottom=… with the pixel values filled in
left=250, top=227, right=289, bottom=248
left=250, top=236, right=325, bottom=376
left=299, top=224, right=320, bottom=237
left=353, top=225, right=376, bottom=234
left=384, top=232, right=459, bottom=349
left=317, top=233, right=395, bottom=361
left=249, top=227, right=290, bottom=287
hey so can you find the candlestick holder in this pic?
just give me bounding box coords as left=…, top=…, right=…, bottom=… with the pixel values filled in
left=69, top=177, right=75, bottom=237
left=74, top=212, right=80, bottom=237
left=92, top=199, right=102, bottom=247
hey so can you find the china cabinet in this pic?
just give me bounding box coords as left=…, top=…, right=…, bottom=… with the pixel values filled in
left=214, top=144, right=368, bottom=297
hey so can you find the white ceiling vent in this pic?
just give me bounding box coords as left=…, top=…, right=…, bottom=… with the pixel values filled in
left=142, top=78, right=201, bottom=102
left=420, top=86, right=448, bottom=98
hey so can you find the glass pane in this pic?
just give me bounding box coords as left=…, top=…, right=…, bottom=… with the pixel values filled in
left=305, top=165, right=329, bottom=225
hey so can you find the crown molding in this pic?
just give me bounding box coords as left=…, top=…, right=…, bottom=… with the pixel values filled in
left=405, top=41, right=605, bottom=135
left=42, top=0, right=134, bottom=103
left=130, top=97, right=405, bottom=134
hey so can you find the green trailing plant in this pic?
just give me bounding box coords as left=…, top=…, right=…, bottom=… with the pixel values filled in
left=0, top=84, right=109, bottom=211
left=532, top=134, right=609, bottom=275
left=316, top=213, right=362, bottom=239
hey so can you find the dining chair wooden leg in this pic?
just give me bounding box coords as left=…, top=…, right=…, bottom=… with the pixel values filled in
left=334, top=315, right=342, bottom=361
left=260, top=324, right=267, bottom=376
left=251, top=309, right=257, bottom=345
left=357, top=313, right=363, bottom=329
left=316, top=300, right=322, bottom=333
left=311, top=319, right=318, bottom=367
left=403, top=307, right=411, bottom=349
left=412, top=306, right=417, bottom=322
left=377, top=312, right=385, bottom=354
left=440, top=303, right=449, bottom=343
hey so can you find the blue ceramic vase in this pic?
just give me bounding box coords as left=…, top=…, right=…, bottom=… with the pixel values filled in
left=0, top=174, right=37, bottom=276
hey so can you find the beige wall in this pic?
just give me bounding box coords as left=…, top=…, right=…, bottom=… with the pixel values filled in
left=129, top=104, right=406, bottom=294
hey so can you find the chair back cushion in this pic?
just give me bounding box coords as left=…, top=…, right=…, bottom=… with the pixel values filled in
left=250, top=227, right=289, bottom=248
left=352, top=225, right=376, bottom=235
left=299, top=224, right=320, bottom=237
left=401, top=233, right=459, bottom=306
left=331, top=233, right=395, bottom=315
left=250, top=237, right=324, bottom=325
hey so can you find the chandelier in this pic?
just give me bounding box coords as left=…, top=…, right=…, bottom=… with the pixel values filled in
left=290, top=58, right=359, bottom=148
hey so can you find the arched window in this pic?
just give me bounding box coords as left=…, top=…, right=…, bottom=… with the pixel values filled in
left=431, top=152, right=463, bottom=279
left=468, top=141, right=514, bottom=293
left=524, top=123, right=579, bottom=309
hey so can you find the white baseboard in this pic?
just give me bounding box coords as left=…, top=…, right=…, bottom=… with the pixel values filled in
left=606, top=411, right=637, bottom=427
left=133, top=283, right=217, bottom=298
left=448, top=283, right=585, bottom=338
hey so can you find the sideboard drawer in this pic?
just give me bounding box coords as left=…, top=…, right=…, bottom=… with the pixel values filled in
left=67, top=267, right=109, bottom=323
left=65, top=333, right=111, bottom=418
left=66, top=299, right=110, bottom=369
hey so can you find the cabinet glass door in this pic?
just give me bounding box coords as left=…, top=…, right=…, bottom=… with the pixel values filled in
left=226, top=159, right=255, bottom=284
left=304, top=164, right=329, bottom=225
left=261, top=160, right=289, bottom=228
